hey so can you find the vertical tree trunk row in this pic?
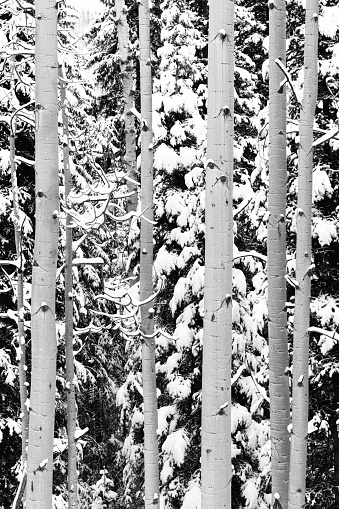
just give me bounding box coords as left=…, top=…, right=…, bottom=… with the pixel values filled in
left=201, top=0, right=234, bottom=507
left=115, top=0, right=138, bottom=217
left=60, top=69, right=78, bottom=509
left=138, top=0, right=160, bottom=507
left=288, top=2, right=319, bottom=508
left=268, top=1, right=290, bottom=507
left=26, top=0, right=59, bottom=507
left=10, top=40, right=29, bottom=473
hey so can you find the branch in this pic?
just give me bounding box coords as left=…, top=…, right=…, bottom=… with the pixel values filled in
left=72, top=257, right=104, bottom=266
left=233, top=250, right=267, bottom=263
left=233, top=195, right=253, bottom=218
left=313, top=126, right=339, bottom=148
left=309, top=326, right=339, bottom=341
left=11, top=467, right=27, bottom=509
left=274, top=58, right=302, bottom=105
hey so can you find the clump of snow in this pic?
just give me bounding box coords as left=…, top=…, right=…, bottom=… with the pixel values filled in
left=180, top=146, right=197, bottom=166
left=167, top=376, right=191, bottom=399
left=154, top=143, right=180, bottom=173
left=232, top=403, right=252, bottom=434
left=185, top=166, right=203, bottom=189
left=157, top=405, right=176, bottom=436
left=319, top=6, right=339, bottom=38
left=170, top=277, right=189, bottom=314
left=181, top=482, right=201, bottom=509
left=312, top=167, right=333, bottom=202
left=163, top=428, right=189, bottom=464
left=313, top=217, right=337, bottom=246
left=154, top=246, right=177, bottom=275
left=175, top=322, right=194, bottom=351
left=242, top=478, right=259, bottom=509
left=233, top=268, right=247, bottom=295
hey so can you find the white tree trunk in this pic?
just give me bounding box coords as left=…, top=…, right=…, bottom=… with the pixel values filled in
left=26, top=0, right=59, bottom=507
left=268, top=1, right=290, bottom=507
left=288, top=2, right=318, bottom=508
left=115, top=0, right=137, bottom=218
left=138, top=0, right=159, bottom=507
left=201, top=0, right=234, bottom=507
left=60, top=70, right=78, bottom=509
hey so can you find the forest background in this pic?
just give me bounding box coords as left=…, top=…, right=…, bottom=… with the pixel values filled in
left=0, top=0, right=339, bottom=508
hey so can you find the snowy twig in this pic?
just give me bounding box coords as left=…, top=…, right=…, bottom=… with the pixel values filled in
left=233, top=250, right=267, bottom=263
left=250, top=373, right=270, bottom=403
left=312, top=126, right=339, bottom=148
left=11, top=466, right=27, bottom=509
left=15, top=155, right=35, bottom=166
left=233, top=196, right=253, bottom=218
left=72, top=257, right=104, bottom=266
left=309, top=326, right=339, bottom=341
left=274, top=58, right=302, bottom=105
left=231, top=365, right=245, bottom=386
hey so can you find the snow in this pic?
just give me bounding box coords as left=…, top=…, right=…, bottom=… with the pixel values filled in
left=233, top=268, right=247, bottom=295
left=179, top=146, right=197, bottom=167
left=313, top=217, right=337, bottom=246
left=162, top=428, right=189, bottom=466
left=170, top=277, right=189, bottom=314
left=242, top=478, right=259, bottom=509
left=190, top=265, right=204, bottom=296
left=185, top=166, right=203, bottom=189
left=167, top=376, right=191, bottom=399
left=181, top=483, right=201, bottom=509
left=232, top=403, right=252, bottom=434
left=154, top=246, right=177, bottom=275
left=312, top=167, right=333, bottom=202
left=319, top=7, right=339, bottom=39
left=175, top=322, right=194, bottom=350
left=157, top=405, right=176, bottom=436
left=154, top=144, right=180, bottom=173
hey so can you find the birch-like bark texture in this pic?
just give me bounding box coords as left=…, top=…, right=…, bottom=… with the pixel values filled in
left=115, top=0, right=137, bottom=217
left=60, top=70, right=78, bottom=509
left=10, top=42, right=29, bottom=472
left=26, top=0, right=59, bottom=507
left=268, top=1, right=290, bottom=507
left=288, top=2, right=318, bottom=508
left=138, top=0, right=159, bottom=507
left=201, top=0, right=234, bottom=507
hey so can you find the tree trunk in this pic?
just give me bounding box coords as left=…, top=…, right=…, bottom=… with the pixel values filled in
left=288, top=2, right=318, bottom=508
left=268, top=1, right=290, bottom=507
left=60, top=69, right=78, bottom=509
left=138, top=0, right=159, bottom=507
left=10, top=56, right=29, bottom=473
left=201, top=0, right=234, bottom=507
left=26, top=0, right=59, bottom=507
left=332, top=358, right=339, bottom=507
left=115, top=0, right=137, bottom=217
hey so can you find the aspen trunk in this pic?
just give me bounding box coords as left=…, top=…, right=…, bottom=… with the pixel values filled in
left=60, top=70, right=78, bottom=509
left=10, top=50, right=29, bottom=472
left=26, top=0, right=59, bottom=507
left=201, top=0, right=234, bottom=507
left=288, top=2, right=318, bottom=508
left=115, top=0, right=137, bottom=217
left=268, top=1, right=290, bottom=507
left=138, top=0, right=159, bottom=507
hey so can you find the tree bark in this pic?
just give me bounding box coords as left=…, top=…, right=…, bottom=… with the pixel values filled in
left=201, top=0, right=234, bottom=507
left=268, top=1, right=290, bottom=507
left=138, top=0, right=159, bottom=507
left=26, top=0, right=59, bottom=507
left=115, top=0, right=137, bottom=217
left=60, top=68, right=78, bottom=509
left=10, top=57, right=29, bottom=474
left=288, top=2, right=318, bottom=508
